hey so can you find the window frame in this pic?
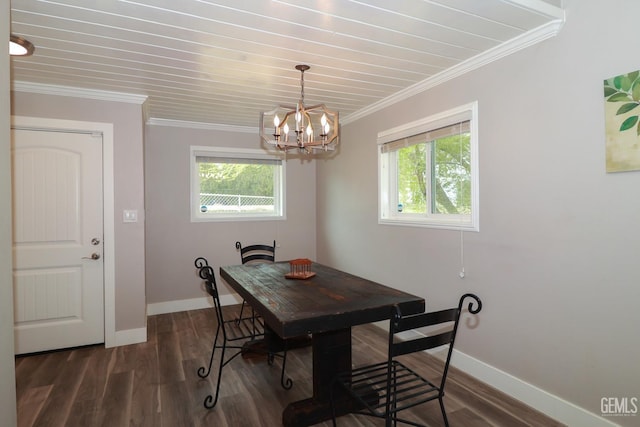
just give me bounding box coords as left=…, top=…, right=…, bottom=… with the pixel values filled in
left=190, top=146, right=286, bottom=222
left=377, top=101, right=479, bottom=231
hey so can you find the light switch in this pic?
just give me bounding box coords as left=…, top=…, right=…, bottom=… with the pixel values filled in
left=123, top=209, right=138, bottom=223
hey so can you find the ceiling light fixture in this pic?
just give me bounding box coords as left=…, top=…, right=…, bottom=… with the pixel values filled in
left=260, top=65, right=339, bottom=154
left=9, top=35, right=35, bottom=56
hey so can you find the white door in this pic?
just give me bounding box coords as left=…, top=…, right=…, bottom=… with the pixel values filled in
left=12, top=128, right=104, bottom=354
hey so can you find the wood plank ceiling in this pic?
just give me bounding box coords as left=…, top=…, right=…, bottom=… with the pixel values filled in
left=9, top=0, right=565, bottom=129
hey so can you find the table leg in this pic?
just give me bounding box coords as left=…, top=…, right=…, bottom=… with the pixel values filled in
left=283, top=327, right=354, bottom=427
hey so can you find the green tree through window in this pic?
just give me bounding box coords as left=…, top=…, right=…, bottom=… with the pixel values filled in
left=396, top=132, right=470, bottom=215
left=397, top=144, right=427, bottom=213
left=433, top=133, right=471, bottom=215
left=199, top=162, right=274, bottom=197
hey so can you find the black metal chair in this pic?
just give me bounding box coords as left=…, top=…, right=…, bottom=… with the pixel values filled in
left=194, top=258, right=292, bottom=410
left=331, top=293, right=482, bottom=427
left=234, top=240, right=276, bottom=322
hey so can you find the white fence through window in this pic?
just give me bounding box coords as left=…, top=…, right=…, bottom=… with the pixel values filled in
left=199, top=193, right=275, bottom=213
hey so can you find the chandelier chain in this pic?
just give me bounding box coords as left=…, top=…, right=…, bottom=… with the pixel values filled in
left=300, top=68, right=305, bottom=103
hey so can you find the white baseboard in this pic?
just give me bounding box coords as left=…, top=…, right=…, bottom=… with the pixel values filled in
left=110, top=294, right=242, bottom=349
left=110, top=327, right=147, bottom=348
left=146, top=294, right=242, bottom=316
left=451, top=350, right=618, bottom=427
left=378, top=325, right=617, bottom=427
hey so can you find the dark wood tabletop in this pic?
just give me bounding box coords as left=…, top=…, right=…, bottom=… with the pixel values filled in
left=220, top=261, right=425, bottom=338
left=219, top=261, right=425, bottom=427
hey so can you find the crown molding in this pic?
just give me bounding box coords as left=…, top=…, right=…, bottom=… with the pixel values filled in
left=506, top=0, right=565, bottom=21
left=12, top=81, right=147, bottom=104
left=146, top=117, right=257, bottom=133
left=343, top=18, right=565, bottom=125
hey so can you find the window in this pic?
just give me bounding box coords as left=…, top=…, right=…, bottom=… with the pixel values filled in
left=378, top=102, right=478, bottom=231
left=190, top=146, right=285, bottom=221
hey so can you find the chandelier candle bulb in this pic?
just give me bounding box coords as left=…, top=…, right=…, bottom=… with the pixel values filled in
left=274, top=115, right=280, bottom=138
left=299, top=109, right=305, bottom=137
left=320, top=114, right=328, bottom=138
left=306, top=124, right=313, bottom=142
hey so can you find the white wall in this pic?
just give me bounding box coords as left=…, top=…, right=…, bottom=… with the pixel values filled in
left=317, top=1, right=639, bottom=425
left=144, top=124, right=317, bottom=307
left=1, top=0, right=18, bottom=424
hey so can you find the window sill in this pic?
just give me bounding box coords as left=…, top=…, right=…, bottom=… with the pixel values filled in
left=191, top=214, right=286, bottom=223
left=378, top=217, right=478, bottom=232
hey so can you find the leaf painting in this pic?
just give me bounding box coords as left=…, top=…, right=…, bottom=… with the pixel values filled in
left=604, top=70, right=640, bottom=172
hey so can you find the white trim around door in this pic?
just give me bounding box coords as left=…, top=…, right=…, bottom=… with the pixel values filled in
left=11, top=116, right=116, bottom=348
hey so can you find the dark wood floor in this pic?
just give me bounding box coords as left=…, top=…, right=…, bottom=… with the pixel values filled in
left=15, top=306, right=564, bottom=427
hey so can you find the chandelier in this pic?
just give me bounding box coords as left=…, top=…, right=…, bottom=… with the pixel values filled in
left=260, top=65, right=339, bottom=154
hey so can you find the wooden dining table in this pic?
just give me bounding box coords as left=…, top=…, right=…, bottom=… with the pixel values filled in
left=220, top=261, right=425, bottom=427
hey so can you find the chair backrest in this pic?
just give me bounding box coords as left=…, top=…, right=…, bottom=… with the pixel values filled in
left=198, top=264, right=218, bottom=301
left=194, top=256, right=209, bottom=269
left=235, top=240, right=276, bottom=264
left=196, top=257, right=263, bottom=341
left=389, top=293, right=482, bottom=391
left=196, top=262, right=226, bottom=324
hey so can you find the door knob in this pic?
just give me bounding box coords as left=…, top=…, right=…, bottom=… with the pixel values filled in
left=82, top=253, right=101, bottom=260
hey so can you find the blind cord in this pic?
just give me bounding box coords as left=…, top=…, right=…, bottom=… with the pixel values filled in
left=459, top=227, right=466, bottom=279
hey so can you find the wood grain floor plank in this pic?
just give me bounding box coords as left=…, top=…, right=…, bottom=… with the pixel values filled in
left=187, top=309, right=213, bottom=340
left=182, top=358, right=218, bottom=427
left=16, top=385, right=51, bottom=427
left=448, top=407, right=494, bottom=426
left=170, top=311, right=194, bottom=333
left=15, top=306, right=565, bottom=427
left=30, top=354, right=89, bottom=427
left=74, top=347, right=115, bottom=403
left=177, top=326, right=205, bottom=362
left=130, top=342, right=162, bottom=427
left=96, top=371, right=134, bottom=427
left=15, top=351, right=67, bottom=393
left=111, top=342, right=140, bottom=374
left=129, top=383, right=161, bottom=427
left=65, top=398, right=99, bottom=427
left=155, top=312, right=176, bottom=335
left=157, top=331, right=186, bottom=384
left=159, top=380, right=198, bottom=427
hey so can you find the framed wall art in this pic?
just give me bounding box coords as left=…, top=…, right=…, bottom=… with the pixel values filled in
left=604, top=70, right=640, bottom=172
